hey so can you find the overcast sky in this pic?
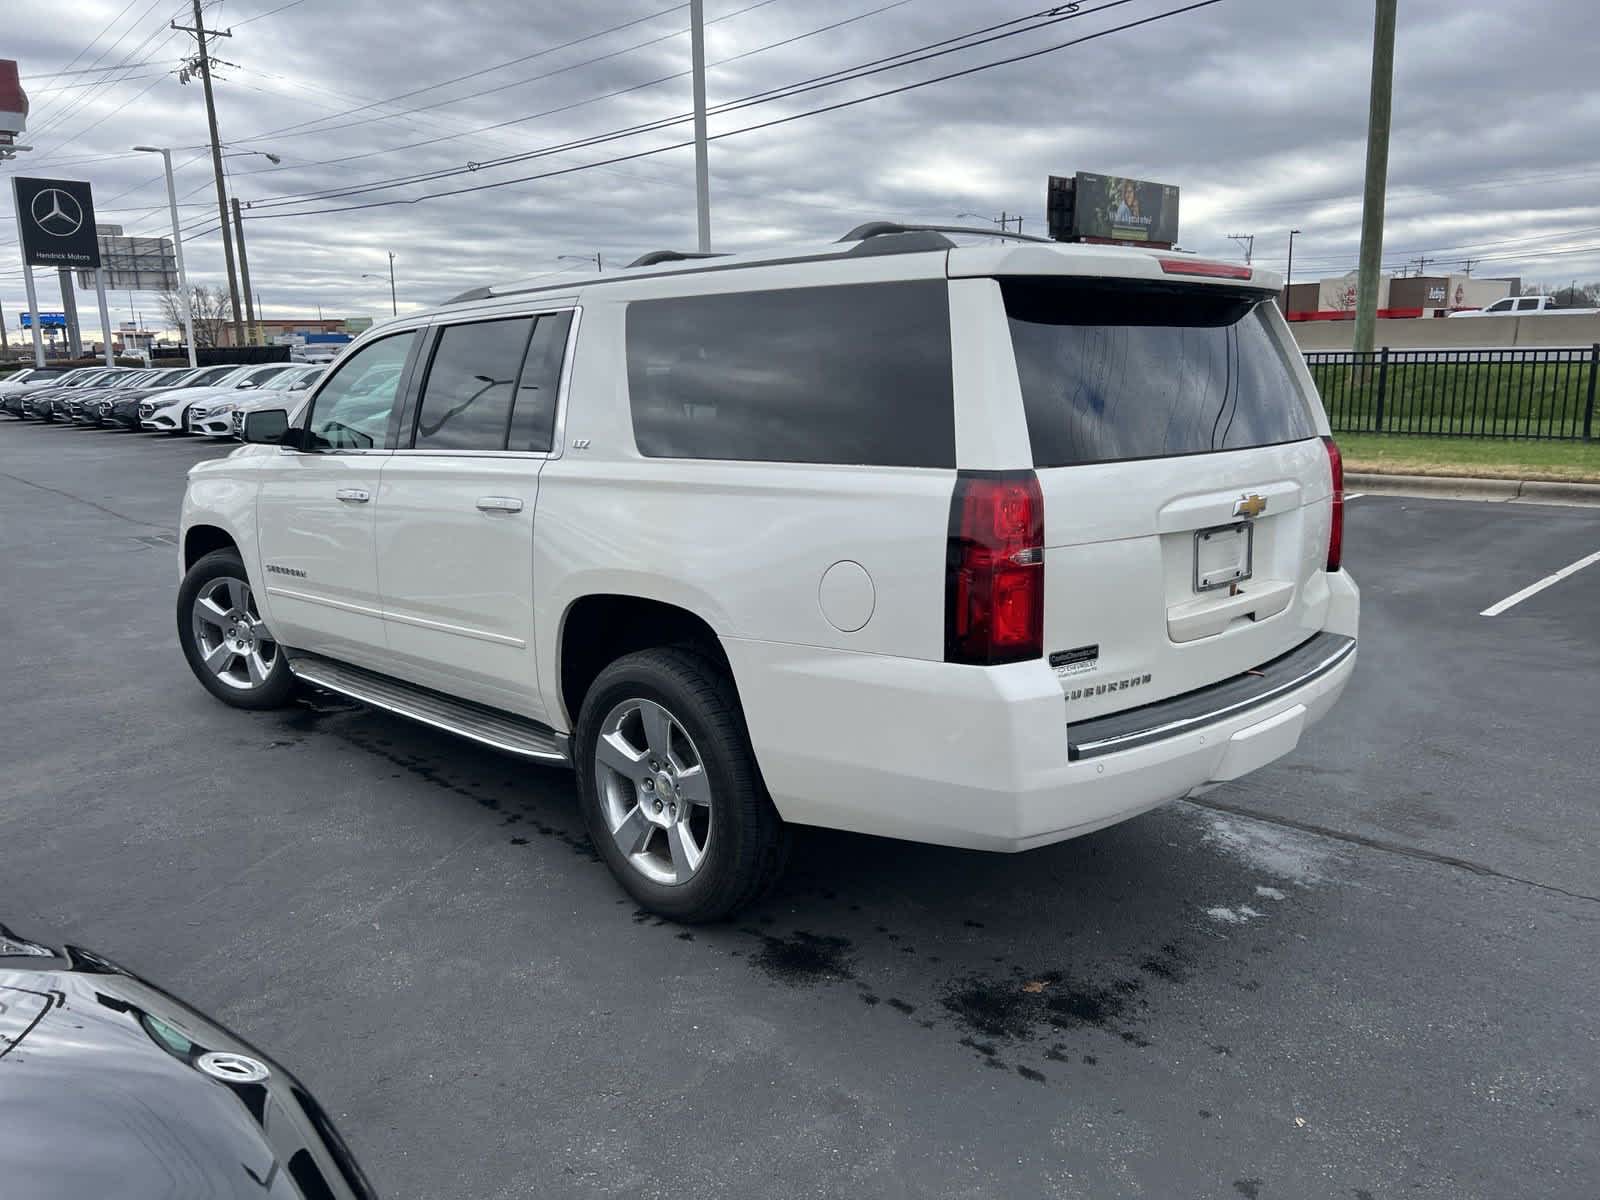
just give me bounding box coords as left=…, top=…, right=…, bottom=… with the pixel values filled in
left=4, top=0, right=1599, bottom=340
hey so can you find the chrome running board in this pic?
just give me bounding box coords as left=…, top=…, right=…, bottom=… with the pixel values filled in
left=287, top=653, right=571, bottom=764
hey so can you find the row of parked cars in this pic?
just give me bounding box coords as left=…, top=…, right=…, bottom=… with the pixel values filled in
left=0, top=360, right=324, bottom=437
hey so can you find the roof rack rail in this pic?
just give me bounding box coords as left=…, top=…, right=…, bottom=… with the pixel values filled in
left=839, top=221, right=1055, bottom=246
left=627, top=249, right=731, bottom=268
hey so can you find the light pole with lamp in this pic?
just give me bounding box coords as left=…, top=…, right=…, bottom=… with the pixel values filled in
left=558, top=253, right=603, bottom=272
left=1285, top=228, right=1302, bottom=316
left=132, top=145, right=198, bottom=367
left=362, top=252, right=397, bottom=316
left=957, top=210, right=1023, bottom=235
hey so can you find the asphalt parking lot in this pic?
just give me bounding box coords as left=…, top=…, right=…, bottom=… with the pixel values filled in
left=2, top=420, right=1596, bottom=1200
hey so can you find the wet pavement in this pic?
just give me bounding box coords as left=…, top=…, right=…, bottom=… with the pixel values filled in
left=2, top=419, right=1596, bottom=1199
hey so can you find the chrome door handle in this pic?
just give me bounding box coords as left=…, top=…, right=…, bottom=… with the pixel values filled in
left=335, top=488, right=371, bottom=503
left=476, top=496, right=524, bottom=513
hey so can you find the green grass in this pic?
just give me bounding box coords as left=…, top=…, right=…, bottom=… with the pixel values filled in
left=1309, top=357, right=1596, bottom=439
left=1337, top=433, right=1600, bottom=483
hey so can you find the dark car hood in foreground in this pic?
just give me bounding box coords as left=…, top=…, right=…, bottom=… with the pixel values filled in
left=0, top=924, right=376, bottom=1200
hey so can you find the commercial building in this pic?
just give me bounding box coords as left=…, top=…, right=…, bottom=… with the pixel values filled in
left=1285, top=273, right=1520, bottom=321
left=218, top=318, right=350, bottom=347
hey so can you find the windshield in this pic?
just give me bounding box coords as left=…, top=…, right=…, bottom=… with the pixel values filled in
left=1002, top=280, right=1319, bottom=467
left=185, top=366, right=238, bottom=387
left=236, top=364, right=291, bottom=388
left=262, top=367, right=320, bottom=391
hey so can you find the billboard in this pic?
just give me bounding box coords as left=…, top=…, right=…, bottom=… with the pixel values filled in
left=20, top=312, right=67, bottom=329
left=1072, top=172, right=1179, bottom=244
left=11, top=176, right=101, bottom=268
left=75, top=234, right=178, bottom=291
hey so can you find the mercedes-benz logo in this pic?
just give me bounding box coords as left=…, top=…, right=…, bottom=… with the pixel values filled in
left=31, top=188, right=84, bottom=237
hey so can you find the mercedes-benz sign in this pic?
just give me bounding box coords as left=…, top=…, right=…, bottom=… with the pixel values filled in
left=12, top=176, right=101, bottom=268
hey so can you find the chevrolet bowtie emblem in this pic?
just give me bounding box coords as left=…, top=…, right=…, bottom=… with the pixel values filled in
left=1233, top=493, right=1268, bottom=519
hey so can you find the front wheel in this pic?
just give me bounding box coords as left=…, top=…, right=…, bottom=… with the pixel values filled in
left=574, top=648, right=787, bottom=922
left=176, top=548, right=298, bottom=709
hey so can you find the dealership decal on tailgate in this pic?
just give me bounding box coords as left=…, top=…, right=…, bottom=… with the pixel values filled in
left=1050, top=645, right=1099, bottom=677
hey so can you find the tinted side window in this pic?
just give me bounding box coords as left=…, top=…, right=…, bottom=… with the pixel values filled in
left=1004, top=281, right=1317, bottom=467
left=626, top=281, right=954, bottom=467
left=305, top=331, right=416, bottom=451
left=507, top=311, right=573, bottom=453
left=411, top=317, right=532, bottom=450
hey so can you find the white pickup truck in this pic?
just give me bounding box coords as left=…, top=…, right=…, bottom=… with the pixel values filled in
left=1447, top=294, right=1600, bottom=317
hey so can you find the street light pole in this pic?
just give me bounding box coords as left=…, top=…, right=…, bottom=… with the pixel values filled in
left=1285, top=228, right=1301, bottom=315
left=558, top=253, right=603, bottom=272
left=689, top=0, right=711, bottom=252
left=362, top=260, right=397, bottom=317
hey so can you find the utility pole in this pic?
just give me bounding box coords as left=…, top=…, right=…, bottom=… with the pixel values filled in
left=1461, top=257, right=1478, bottom=276
left=1411, top=255, right=1433, bottom=277
left=689, top=0, right=711, bottom=252
left=1353, top=0, right=1397, bottom=357
left=387, top=250, right=396, bottom=316
left=1226, top=233, right=1255, bottom=263
left=175, top=0, right=244, bottom=346
left=230, top=197, right=256, bottom=346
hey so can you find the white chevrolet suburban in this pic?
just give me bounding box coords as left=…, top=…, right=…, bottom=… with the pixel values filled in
left=177, top=223, right=1358, bottom=921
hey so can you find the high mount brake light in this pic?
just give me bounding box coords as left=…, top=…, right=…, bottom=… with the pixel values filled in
left=945, top=472, right=1045, bottom=665
left=1323, top=436, right=1344, bottom=572
left=1158, top=258, right=1254, bottom=281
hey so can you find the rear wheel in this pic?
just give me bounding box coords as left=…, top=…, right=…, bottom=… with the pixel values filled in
left=575, top=648, right=787, bottom=922
left=177, top=549, right=298, bottom=709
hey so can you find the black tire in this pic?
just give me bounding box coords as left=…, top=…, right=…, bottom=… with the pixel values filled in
left=176, top=548, right=299, bottom=710
left=574, top=647, right=788, bottom=923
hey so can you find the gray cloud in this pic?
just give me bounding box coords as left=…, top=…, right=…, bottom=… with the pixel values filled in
left=5, top=0, right=1600, bottom=339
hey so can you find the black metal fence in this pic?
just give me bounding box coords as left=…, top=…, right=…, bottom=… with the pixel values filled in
left=153, top=345, right=291, bottom=366
left=1304, top=345, right=1599, bottom=441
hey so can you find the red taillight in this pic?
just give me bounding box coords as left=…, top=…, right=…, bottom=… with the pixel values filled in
left=1323, top=435, right=1344, bottom=572
left=945, top=472, right=1044, bottom=665
left=1158, top=257, right=1254, bottom=281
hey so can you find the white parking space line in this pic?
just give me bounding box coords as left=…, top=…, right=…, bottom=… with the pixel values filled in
left=1480, top=549, right=1600, bottom=617
left=1344, top=493, right=1367, bottom=501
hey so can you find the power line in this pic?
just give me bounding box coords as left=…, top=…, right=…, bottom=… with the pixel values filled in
left=240, top=0, right=1226, bottom=224
left=242, top=0, right=1147, bottom=212
left=224, top=0, right=698, bottom=146
left=18, top=0, right=147, bottom=118
left=108, top=0, right=910, bottom=239
left=228, top=0, right=311, bottom=27
left=179, top=0, right=918, bottom=211
left=26, top=1, right=180, bottom=141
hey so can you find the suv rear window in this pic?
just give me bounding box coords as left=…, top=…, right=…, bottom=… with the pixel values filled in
left=1003, top=280, right=1317, bottom=467
left=626, top=280, right=955, bottom=467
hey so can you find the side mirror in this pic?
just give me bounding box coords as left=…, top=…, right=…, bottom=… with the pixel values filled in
left=238, top=379, right=259, bottom=389
left=242, top=408, right=291, bottom=445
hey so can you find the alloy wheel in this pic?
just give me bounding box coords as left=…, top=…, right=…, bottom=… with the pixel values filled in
left=594, top=698, right=713, bottom=886
left=191, top=576, right=279, bottom=690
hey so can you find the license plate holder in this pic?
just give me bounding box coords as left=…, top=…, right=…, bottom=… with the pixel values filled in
left=1194, top=522, right=1254, bottom=592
